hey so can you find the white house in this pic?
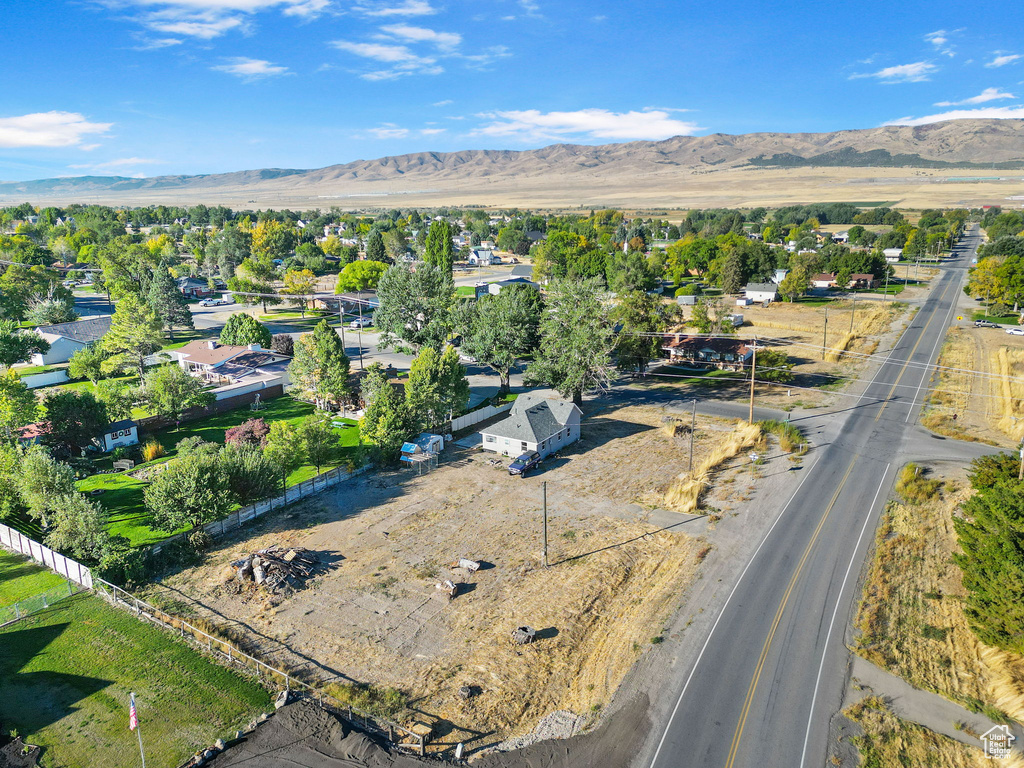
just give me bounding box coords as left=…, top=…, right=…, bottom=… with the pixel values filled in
left=98, top=419, right=139, bottom=452
left=173, top=341, right=291, bottom=401
left=468, top=249, right=501, bottom=266
left=743, top=283, right=779, bottom=303
left=31, top=316, right=112, bottom=365
left=479, top=395, right=582, bottom=459
left=811, top=273, right=838, bottom=289
left=884, top=248, right=903, bottom=263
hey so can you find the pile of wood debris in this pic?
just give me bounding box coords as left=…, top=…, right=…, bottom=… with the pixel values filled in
left=231, top=546, right=320, bottom=594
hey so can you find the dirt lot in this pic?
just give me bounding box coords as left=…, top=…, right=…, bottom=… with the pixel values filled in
left=154, top=405, right=744, bottom=749
left=924, top=324, right=1024, bottom=446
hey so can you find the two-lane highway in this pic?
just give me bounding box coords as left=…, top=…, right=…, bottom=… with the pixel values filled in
left=644, top=226, right=981, bottom=768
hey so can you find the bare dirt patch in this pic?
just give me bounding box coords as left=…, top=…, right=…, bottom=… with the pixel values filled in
left=153, top=405, right=735, bottom=749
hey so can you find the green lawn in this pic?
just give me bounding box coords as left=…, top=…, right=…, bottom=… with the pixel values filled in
left=973, top=310, right=1018, bottom=325
left=456, top=285, right=477, bottom=297
left=74, top=395, right=362, bottom=547
left=0, top=592, right=271, bottom=768
left=0, top=550, right=66, bottom=606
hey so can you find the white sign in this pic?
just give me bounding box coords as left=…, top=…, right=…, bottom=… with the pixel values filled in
left=982, top=725, right=1015, bottom=759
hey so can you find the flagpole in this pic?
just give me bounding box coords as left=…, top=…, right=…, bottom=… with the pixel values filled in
left=130, top=692, right=147, bottom=768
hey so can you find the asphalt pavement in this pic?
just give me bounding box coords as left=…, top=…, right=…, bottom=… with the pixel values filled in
left=639, top=226, right=986, bottom=768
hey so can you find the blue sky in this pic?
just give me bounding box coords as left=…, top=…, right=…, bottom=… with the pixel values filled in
left=1, top=0, right=1023, bottom=181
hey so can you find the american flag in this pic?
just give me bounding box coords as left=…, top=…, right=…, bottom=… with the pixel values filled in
left=129, top=693, right=138, bottom=731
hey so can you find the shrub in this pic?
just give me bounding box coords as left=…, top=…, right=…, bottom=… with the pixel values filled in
left=110, top=446, right=136, bottom=463
left=896, top=463, right=941, bottom=503
left=220, top=444, right=279, bottom=504
left=675, top=283, right=701, bottom=297
left=325, top=682, right=408, bottom=719
left=141, top=440, right=165, bottom=463
left=97, top=536, right=150, bottom=587
left=224, top=418, right=270, bottom=447
left=759, top=420, right=808, bottom=454
left=175, top=435, right=219, bottom=457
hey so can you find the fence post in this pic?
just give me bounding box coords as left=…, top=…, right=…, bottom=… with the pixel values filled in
left=14, top=603, right=19, bottom=621
left=419, top=735, right=425, bottom=757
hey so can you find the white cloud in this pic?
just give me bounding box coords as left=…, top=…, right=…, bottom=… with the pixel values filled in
left=420, top=127, right=445, bottom=135
left=105, top=1, right=331, bottom=40
left=935, top=87, right=1016, bottom=106
left=591, top=14, right=607, bottom=22
left=379, top=24, right=461, bottom=51
left=473, top=108, right=702, bottom=142
left=432, top=99, right=453, bottom=106
left=883, top=105, right=1024, bottom=126
left=518, top=0, right=540, bottom=16
left=0, top=111, right=113, bottom=149
left=69, top=157, right=165, bottom=170
left=212, top=57, right=291, bottom=78
left=132, top=36, right=184, bottom=49
left=354, top=0, right=436, bottom=17
left=331, top=39, right=442, bottom=78
left=924, top=29, right=957, bottom=57
left=986, top=53, right=1022, bottom=68
left=367, top=124, right=409, bottom=139
left=462, top=45, right=511, bottom=68
left=850, top=61, right=937, bottom=83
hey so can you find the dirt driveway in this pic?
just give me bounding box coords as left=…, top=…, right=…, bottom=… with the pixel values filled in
left=156, top=405, right=743, bottom=751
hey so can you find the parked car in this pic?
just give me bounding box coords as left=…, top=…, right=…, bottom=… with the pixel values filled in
left=508, top=451, right=542, bottom=477
left=974, top=320, right=1000, bottom=328
left=199, top=297, right=228, bottom=307
left=1006, top=327, right=1024, bottom=336
left=349, top=316, right=373, bottom=328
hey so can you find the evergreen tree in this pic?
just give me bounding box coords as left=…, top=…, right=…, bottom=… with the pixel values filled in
left=289, top=320, right=350, bottom=409
left=219, top=313, right=273, bottom=348
left=365, top=230, right=388, bottom=262
left=0, top=319, right=49, bottom=368
left=100, top=294, right=163, bottom=380
left=148, top=264, right=194, bottom=340
left=423, top=220, right=455, bottom=272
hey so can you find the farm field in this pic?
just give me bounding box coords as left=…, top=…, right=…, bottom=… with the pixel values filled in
left=149, top=405, right=750, bottom=747
left=0, top=564, right=271, bottom=768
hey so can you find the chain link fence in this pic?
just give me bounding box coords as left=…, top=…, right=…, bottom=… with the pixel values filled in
left=0, top=580, right=84, bottom=627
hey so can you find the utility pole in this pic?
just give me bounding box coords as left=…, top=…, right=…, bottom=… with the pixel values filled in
left=542, top=481, right=548, bottom=567
left=883, top=269, right=890, bottom=298
left=338, top=299, right=346, bottom=353
left=849, top=294, right=856, bottom=335
left=821, top=308, right=828, bottom=360
left=356, top=298, right=365, bottom=370
left=748, top=341, right=757, bottom=423
left=689, top=399, right=697, bottom=474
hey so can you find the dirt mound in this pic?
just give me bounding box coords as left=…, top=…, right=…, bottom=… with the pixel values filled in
left=205, top=700, right=424, bottom=768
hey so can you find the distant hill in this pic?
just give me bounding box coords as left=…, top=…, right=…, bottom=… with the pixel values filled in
left=2, top=118, right=1022, bottom=207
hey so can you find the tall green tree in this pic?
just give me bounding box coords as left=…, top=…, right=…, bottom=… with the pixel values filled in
left=458, top=284, right=542, bottom=394
left=146, top=451, right=234, bottom=535
left=0, top=320, right=49, bottom=368
left=45, top=492, right=109, bottom=561
left=289, top=320, right=350, bottom=410
left=219, top=314, right=272, bottom=348
left=335, top=260, right=388, bottom=292
left=67, top=345, right=106, bottom=385
left=100, top=294, right=164, bottom=380
left=95, top=380, right=135, bottom=422
left=148, top=264, right=194, bottom=340
left=365, top=230, right=388, bottom=263
left=263, top=420, right=305, bottom=498
left=17, top=446, right=77, bottom=529
left=0, top=443, right=22, bottom=520
left=613, top=290, right=670, bottom=374
left=359, top=377, right=413, bottom=463
left=0, top=368, right=40, bottom=440
left=954, top=454, right=1024, bottom=654
left=299, top=412, right=338, bottom=474
left=406, top=345, right=470, bottom=429
left=374, top=264, right=454, bottom=353
left=40, top=389, right=108, bottom=454
left=141, top=364, right=215, bottom=425
left=423, top=220, right=455, bottom=272
left=525, top=277, right=616, bottom=404
left=220, top=444, right=279, bottom=504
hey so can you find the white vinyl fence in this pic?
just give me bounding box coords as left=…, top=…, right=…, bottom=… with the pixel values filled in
left=450, top=402, right=513, bottom=433
left=21, top=369, right=71, bottom=388
left=0, top=523, right=93, bottom=588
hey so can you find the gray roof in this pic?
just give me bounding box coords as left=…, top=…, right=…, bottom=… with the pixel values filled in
left=35, top=315, right=112, bottom=344
left=482, top=395, right=580, bottom=443
left=744, top=283, right=778, bottom=293
left=104, top=419, right=136, bottom=433
left=510, top=265, right=533, bottom=278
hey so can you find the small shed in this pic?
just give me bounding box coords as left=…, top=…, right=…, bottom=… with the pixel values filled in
left=98, top=420, right=139, bottom=453
left=401, top=433, right=445, bottom=468
left=883, top=248, right=903, bottom=263
left=743, top=283, right=779, bottom=303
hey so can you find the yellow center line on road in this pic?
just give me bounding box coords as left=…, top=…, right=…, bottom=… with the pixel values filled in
left=722, top=458, right=857, bottom=768
left=723, top=270, right=958, bottom=768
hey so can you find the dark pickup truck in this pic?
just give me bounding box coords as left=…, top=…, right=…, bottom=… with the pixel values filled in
left=508, top=451, right=542, bottom=477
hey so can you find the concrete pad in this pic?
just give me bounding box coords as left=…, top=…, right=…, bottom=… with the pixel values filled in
left=455, top=434, right=482, bottom=449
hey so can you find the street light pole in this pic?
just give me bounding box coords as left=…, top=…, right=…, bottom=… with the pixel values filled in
left=821, top=308, right=828, bottom=360
left=688, top=398, right=697, bottom=474
left=749, top=341, right=757, bottom=423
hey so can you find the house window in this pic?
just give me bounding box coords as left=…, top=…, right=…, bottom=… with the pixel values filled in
left=540, top=440, right=546, bottom=450
left=485, top=435, right=495, bottom=443
left=521, top=441, right=528, bottom=451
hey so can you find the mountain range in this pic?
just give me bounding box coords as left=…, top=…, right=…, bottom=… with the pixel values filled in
left=3, top=119, right=1023, bottom=208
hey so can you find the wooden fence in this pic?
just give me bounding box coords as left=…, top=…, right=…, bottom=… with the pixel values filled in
left=0, top=523, right=93, bottom=588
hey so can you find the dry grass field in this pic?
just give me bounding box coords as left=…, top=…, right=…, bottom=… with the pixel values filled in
left=853, top=466, right=1024, bottom=725
left=148, top=406, right=751, bottom=746
left=924, top=326, right=1024, bottom=446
